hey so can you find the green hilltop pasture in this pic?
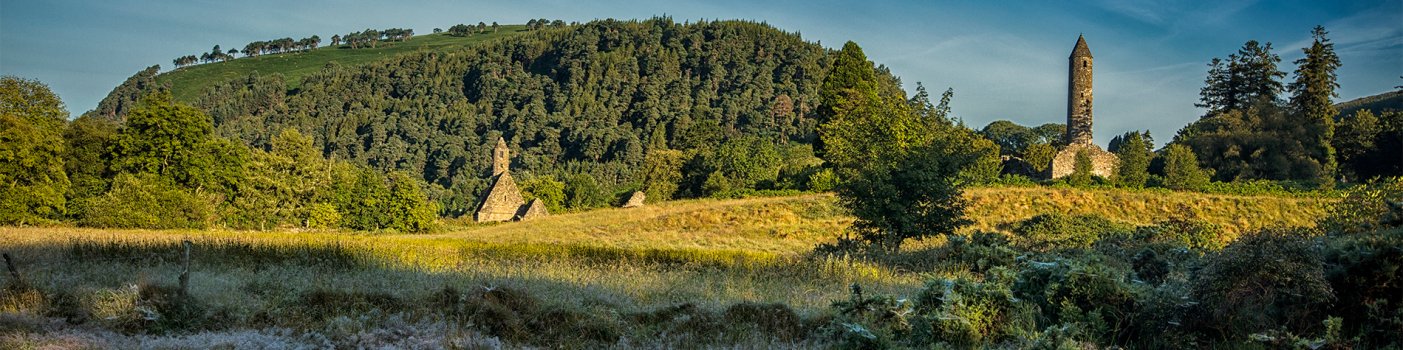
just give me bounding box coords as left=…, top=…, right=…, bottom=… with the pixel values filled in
left=158, top=26, right=530, bottom=102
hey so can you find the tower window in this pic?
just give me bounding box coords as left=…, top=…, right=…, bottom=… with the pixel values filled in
left=1083, top=61, right=1088, bottom=68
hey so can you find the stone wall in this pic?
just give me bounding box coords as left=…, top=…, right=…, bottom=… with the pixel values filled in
left=1049, top=143, right=1118, bottom=179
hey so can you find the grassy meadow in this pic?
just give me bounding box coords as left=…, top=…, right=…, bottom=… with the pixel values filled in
left=158, top=26, right=530, bottom=103
left=0, top=187, right=1335, bottom=347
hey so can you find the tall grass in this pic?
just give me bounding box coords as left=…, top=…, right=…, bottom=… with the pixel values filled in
left=0, top=187, right=1333, bottom=346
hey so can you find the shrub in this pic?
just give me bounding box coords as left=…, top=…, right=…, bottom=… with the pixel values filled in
left=519, top=176, right=566, bottom=213
left=305, top=203, right=340, bottom=229
left=939, top=232, right=1020, bottom=273
left=1114, top=131, right=1153, bottom=188
left=831, top=283, right=912, bottom=340
left=1322, top=226, right=1403, bottom=347
left=836, top=138, right=978, bottom=252
left=911, top=277, right=1019, bottom=347
left=564, top=173, right=609, bottom=209
left=1010, top=213, right=1133, bottom=251
left=1193, top=228, right=1334, bottom=338
left=1162, top=144, right=1209, bottom=191
left=1321, top=176, right=1403, bottom=235
left=1145, top=216, right=1230, bottom=251
left=75, top=173, right=215, bottom=229
left=1013, top=256, right=1139, bottom=343
left=1067, top=150, right=1094, bottom=187
left=807, top=167, right=839, bottom=192
left=95, top=282, right=211, bottom=335
left=639, top=149, right=686, bottom=201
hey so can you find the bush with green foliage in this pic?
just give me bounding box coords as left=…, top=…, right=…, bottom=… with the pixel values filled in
left=0, top=76, right=71, bottom=225
left=1321, top=176, right=1403, bottom=234
left=1010, top=213, right=1133, bottom=251
left=564, top=173, right=609, bottom=210
left=1162, top=144, right=1210, bottom=191
left=1013, top=257, right=1139, bottom=344
left=519, top=176, right=566, bottom=213
left=331, top=169, right=437, bottom=232
left=1113, top=131, right=1153, bottom=188
left=638, top=149, right=685, bottom=202
left=911, top=277, right=1024, bottom=347
left=1322, top=227, right=1403, bottom=347
left=1192, top=228, right=1334, bottom=338
left=1067, top=150, right=1095, bottom=187
left=836, top=138, right=981, bottom=251
left=75, top=173, right=216, bottom=229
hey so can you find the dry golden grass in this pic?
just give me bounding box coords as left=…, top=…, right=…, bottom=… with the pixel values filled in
left=0, top=186, right=1334, bottom=346
left=963, top=187, right=1333, bottom=236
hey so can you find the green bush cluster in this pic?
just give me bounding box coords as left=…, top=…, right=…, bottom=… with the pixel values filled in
left=822, top=204, right=1401, bottom=348
left=1010, top=213, right=1133, bottom=251
left=2, top=85, right=440, bottom=232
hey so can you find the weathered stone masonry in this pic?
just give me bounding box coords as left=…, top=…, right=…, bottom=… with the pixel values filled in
left=1051, top=35, right=1119, bottom=179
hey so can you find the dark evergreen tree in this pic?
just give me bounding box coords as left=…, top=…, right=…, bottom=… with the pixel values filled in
left=1288, top=26, right=1342, bottom=185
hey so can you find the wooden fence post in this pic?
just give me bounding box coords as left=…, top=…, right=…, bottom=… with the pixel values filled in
left=179, top=241, right=192, bottom=297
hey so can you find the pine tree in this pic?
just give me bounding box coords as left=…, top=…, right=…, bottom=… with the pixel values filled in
left=1288, top=26, right=1342, bottom=186
left=817, top=41, right=878, bottom=127
left=1113, top=131, right=1153, bottom=188
left=1197, top=41, right=1285, bottom=114
left=1163, top=144, right=1210, bottom=191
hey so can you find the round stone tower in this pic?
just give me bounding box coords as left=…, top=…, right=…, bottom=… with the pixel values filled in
left=1067, top=35, right=1094, bottom=145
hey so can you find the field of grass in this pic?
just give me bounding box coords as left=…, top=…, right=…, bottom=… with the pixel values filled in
left=0, top=187, right=1335, bottom=347
left=158, top=26, right=530, bottom=102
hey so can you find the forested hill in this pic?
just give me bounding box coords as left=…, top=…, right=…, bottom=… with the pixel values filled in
left=1336, top=90, right=1403, bottom=119
left=98, top=18, right=881, bottom=216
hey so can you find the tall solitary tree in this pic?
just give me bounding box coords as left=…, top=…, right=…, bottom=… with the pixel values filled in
left=1288, top=25, right=1342, bottom=186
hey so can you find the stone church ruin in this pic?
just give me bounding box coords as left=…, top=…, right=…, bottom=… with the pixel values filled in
left=474, top=136, right=549, bottom=222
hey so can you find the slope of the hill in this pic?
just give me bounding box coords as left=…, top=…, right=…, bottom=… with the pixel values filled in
left=167, top=18, right=843, bottom=216
left=431, top=186, right=1332, bottom=254
left=158, top=26, right=532, bottom=103
left=1336, top=90, right=1403, bottom=118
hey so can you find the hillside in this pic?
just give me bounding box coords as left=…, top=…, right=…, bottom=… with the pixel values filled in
left=1336, top=90, right=1403, bottom=118
left=433, top=187, right=1330, bottom=254
left=158, top=26, right=532, bottom=103
left=155, top=18, right=844, bottom=217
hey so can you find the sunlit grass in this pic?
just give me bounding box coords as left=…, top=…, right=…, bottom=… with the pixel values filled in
left=0, top=186, right=1333, bottom=346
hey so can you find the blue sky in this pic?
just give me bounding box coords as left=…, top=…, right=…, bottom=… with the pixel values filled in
left=2, top=0, right=1399, bottom=145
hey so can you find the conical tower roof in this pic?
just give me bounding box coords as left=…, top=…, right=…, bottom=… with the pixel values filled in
left=1070, top=34, right=1092, bottom=59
